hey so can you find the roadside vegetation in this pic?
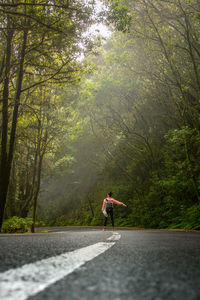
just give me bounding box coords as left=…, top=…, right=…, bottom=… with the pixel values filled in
left=1, top=0, right=200, bottom=232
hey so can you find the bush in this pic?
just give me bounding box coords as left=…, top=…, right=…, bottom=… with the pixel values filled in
left=2, top=216, right=31, bottom=233
left=55, top=215, right=83, bottom=226
left=35, top=219, right=45, bottom=227
left=180, top=204, right=200, bottom=229
left=90, top=216, right=102, bottom=226
left=168, top=204, right=200, bottom=229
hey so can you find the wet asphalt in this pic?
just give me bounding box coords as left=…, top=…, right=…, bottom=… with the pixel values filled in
left=0, top=228, right=200, bottom=300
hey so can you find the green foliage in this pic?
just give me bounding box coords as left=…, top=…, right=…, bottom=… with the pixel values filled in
left=127, top=127, right=200, bottom=229
left=4, top=0, right=200, bottom=232
left=160, top=127, right=200, bottom=202
left=106, top=1, right=133, bottom=32
left=55, top=215, right=80, bottom=226
left=169, top=204, right=200, bottom=230
left=0, top=0, right=100, bottom=230
left=1, top=217, right=32, bottom=233
left=35, top=219, right=46, bottom=227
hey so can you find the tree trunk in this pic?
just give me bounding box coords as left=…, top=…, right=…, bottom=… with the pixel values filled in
left=87, top=195, right=94, bottom=218
left=0, top=29, right=27, bottom=231
left=0, top=17, right=14, bottom=230
left=31, top=154, right=43, bottom=233
left=7, top=160, right=17, bottom=217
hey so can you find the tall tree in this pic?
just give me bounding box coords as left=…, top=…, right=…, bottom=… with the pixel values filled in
left=0, top=0, right=95, bottom=230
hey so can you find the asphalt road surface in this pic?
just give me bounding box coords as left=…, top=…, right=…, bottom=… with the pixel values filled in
left=0, top=228, right=200, bottom=300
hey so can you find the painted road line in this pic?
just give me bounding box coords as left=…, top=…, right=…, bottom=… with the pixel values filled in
left=107, top=232, right=121, bottom=241
left=0, top=242, right=115, bottom=300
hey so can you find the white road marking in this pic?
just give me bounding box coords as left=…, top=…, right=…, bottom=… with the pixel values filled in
left=0, top=232, right=121, bottom=300
left=107, top=232, right=121, bottom=241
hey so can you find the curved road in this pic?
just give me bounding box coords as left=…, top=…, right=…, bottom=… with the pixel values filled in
left=0, top=228, right=200, bottom=299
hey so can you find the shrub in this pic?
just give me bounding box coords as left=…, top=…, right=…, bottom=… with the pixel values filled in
left=180, top=204, right=200, bottom=229
left=168, top=204, right=200, bottom=229
left=2, top=216, right=31, bottom=233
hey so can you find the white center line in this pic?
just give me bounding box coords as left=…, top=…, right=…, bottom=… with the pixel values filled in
left=107, top=232, right=121, bottom=241
left=0, top=232, right=121, bottom=300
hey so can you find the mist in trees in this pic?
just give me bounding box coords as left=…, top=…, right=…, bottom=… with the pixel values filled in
left=1, top=0, right=200, bottom=232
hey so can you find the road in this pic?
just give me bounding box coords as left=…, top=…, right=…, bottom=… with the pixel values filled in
left=0, top=228, right=200, bottom=300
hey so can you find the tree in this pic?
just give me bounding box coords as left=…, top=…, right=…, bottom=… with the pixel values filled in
left=0, top=0, right=95, bottom=230
left=55, top=0, right=200, bottom=228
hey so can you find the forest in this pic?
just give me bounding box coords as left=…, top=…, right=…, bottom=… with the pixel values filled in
left=0, top=0, right=200, bottom=233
